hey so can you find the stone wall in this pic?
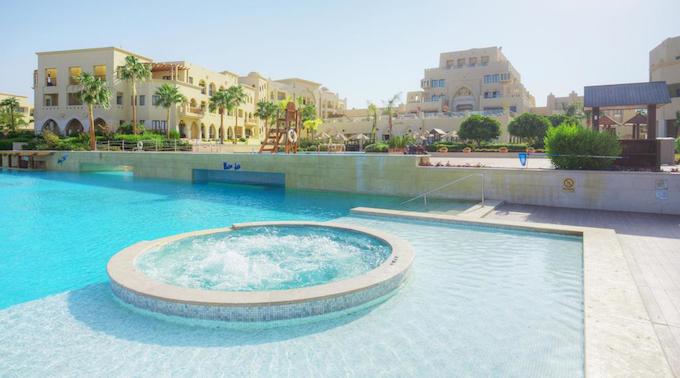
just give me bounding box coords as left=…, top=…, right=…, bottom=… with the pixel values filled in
left=43, top=151, right=680, bottom=215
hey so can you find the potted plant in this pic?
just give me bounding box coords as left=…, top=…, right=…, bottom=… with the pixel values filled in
left=463, top=147, right=472, bottom=153
left=388, top=135, right=413, bottom=153
left=437, top=146, right=448, bottom=153
left=526, top=146, right=535, bottom=153
left=499, top=146, right=509, bottom=153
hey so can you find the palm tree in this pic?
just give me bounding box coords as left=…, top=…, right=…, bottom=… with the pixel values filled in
left=367, top=102, right=378, bottom=142
left=77, top=72, right=111, bottom=150
left=0, top=97, right=20, bottom=133
left=209, top=89, right=231, bottom=144
left=255, top=100, right=277, bottom=137
left=226, top=85, right=247, bottom=144
left=303, top=118, right=323, bottom=139
left=154, top=84, right=187, bottom=138
left=382, top=93, right=400, bottom=136
left=119, top=55, right=151, bottom=134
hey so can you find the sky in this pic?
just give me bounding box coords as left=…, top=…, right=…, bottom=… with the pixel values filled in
left=1, top=0, right=679, bottom=108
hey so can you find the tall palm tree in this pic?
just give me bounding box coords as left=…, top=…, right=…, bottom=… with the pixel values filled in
left=303, top=118, right=323, bottom=139
left=367, top=102, right=378, bottom=142
left=255, top=100, right=277, bottom=137
left=77, top=72, right=111, bottom=150
left=209, top=89, right=231, bottom=144
left=154, top=84, right=187, bottom=138
left=119, top=55, right=151, bottom=134
left=382, top=93, right=400, bottom=136
left=226, top=85, right=247, bottom=143
left=0, top=97, right=19, bottom=132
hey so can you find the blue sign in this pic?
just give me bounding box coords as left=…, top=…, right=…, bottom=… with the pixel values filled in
left=223, top=162, right=233, bottom=170
left=57, top=154, right=69, bottom=165
left=234, top=163, right=241, bottom=171
left=518, top=152, right=527, bottom=167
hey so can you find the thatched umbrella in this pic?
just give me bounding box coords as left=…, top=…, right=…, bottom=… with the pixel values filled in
left=351, top=133, right=370, bottom=150
left=624, top=113, right=648, bottom=139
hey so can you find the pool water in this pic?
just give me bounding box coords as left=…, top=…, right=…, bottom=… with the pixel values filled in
left=0, top=170, right=583, bottom=377
left=136, top=226, right=392, bottom=291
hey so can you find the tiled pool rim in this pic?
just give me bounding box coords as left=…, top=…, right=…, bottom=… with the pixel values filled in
left=107, top=221, right=414, bottom=322
left=350, top=207, right=674, bottom=377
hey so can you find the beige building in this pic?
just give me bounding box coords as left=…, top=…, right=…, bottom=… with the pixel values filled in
left=531, top=91, right=583, bottom=116
left=34, top=47, right=267, bottom=143
left=239, top=73, right=347, bottom=120
left=405, top=47, right=535, bottom=115
left=0, top=93, right=33, bottom=130
left=650, top=35, right=680, bottom=138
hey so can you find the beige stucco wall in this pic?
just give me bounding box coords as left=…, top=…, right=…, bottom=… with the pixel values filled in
left=39, top=151, right=680, bottom=215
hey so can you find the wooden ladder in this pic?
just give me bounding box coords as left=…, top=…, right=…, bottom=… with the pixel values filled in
left=259, top=128, right=283, bottom=153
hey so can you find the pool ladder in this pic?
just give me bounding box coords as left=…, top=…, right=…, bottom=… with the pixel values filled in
left=400, top=173, right=485, bottom=207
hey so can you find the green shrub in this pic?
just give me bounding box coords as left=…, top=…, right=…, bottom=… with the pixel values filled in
left=364, top=143, right=389, bottom=153
left=458, top=115, right=501, bottom=147
left=168, top=130, right=180, bottom=140
left=110, top=132, right=164, bottom=142
left=545, top=124, right=621, bottom=170
left=675, top=137, right=680, bottom=153
left=387, top=135, right=414, bottom=148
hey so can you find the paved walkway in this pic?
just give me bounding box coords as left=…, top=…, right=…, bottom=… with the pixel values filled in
left=484, top=203, right=680, bottom=376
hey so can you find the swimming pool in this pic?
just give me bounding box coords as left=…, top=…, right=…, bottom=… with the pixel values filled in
left=0, top=170, right=583, bottom=376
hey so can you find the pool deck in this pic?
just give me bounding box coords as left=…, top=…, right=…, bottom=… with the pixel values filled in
left=484, top=203, right=680, bottom=377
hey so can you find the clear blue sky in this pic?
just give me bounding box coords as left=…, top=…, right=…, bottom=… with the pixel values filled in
left=1, top=0, right=678, bottom=108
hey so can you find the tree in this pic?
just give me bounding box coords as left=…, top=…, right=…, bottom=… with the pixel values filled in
left=77, top=72, right=111, bottom=150
left=303, top=118, right=323, bottom=139
left=226, top=85, right=247, bottom=144
left=119, top=55, right=151, bottom=134
left=0, top=97, right=20, bottom=133
left=300, top=103, right=317, bottom=123
left=382, top=93, right=400, bottom=136
left=209, top=89, right=230, bottom=144
left=367, top=102, right=378, bottom=142
left=255, top=100, right=278, bottom=137
left=507, top=113, right=551, bottom=147
left=458, top=114, right=501, bottom=147
left=154, top=84, right=187, bottom=138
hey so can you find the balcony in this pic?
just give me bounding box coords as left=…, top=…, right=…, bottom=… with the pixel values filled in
left=180, top=106, right=205, bottom=118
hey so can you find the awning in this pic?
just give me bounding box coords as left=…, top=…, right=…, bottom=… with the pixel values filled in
left=430, top=128, right=446, bottom=135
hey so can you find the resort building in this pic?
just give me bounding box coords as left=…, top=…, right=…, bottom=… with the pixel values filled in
left=0, top=92, right=33, bottom=130
left=531, top=91, right=583, bottom=116
left=404, top=47, right=535, bottom=115
left=265, top=78, right=347, bottom=119
left=33, top=47, right=260, bottom=142
left=650, top=35, right=680, bottom=138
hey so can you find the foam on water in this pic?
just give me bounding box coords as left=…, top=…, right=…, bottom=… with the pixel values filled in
left=136, top=226, right=392, bottom=291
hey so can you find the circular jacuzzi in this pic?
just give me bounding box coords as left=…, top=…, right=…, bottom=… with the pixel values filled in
left=107, top=221, right=413, bottom=323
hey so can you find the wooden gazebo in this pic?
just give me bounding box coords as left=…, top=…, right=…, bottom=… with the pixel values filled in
left=584, top=81, right=670, bottom=139
left=598, top=114, right=619, bottom=134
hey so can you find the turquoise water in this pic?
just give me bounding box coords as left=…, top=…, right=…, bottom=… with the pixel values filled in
left=136, top=226, right=392, bottom=291
left=0, top=170, right=583, bottom=376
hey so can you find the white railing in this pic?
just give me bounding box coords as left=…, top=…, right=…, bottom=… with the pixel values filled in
left=400, top=173, right=485, bottom=206
left=96, top=139, right=192, bottom=152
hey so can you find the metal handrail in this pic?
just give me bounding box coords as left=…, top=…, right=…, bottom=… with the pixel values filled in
left=400, top=173, right=484, bottom=206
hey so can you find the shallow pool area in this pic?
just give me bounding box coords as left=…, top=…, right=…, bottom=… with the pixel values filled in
left=0, top=170, right=584, bottom=376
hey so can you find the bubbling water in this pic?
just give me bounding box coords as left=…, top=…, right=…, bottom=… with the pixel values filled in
left=136, top=226, right=392, bottom=291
